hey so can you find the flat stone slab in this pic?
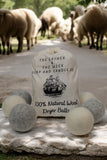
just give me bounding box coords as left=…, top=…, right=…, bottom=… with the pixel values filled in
left=0, top=109, right=107, bottom=156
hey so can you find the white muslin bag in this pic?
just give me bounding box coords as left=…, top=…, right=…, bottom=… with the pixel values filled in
left=32, top=48, right=80, bottom=117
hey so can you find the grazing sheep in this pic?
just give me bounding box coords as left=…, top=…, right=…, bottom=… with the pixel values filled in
left=54, top=17, right=72, bottom=41
left=80, top=5, right=107, bottom=50
left=40, top=7, right=63, bottom=38
left=73, top=15, right=90, bottom=47
left=69, top=5, right=85, bottom=41
left=0, top=9, right=28, bottom=54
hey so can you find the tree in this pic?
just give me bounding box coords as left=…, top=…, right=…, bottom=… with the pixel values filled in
left=77, top=0, right=91, bottom=7
left=12, top=0, right=31, bottom=9
left=54, top=0, right=78, bottom=18
left=0, top=0, right=14, bottom=9
left=32, top=0, right=59, bottom=17
left=32, top=0, right=78, bottom=18
left=77, top=0, right=106, bottom=6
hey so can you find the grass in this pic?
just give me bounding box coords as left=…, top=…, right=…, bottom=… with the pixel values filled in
left=0, top=152, right=39, bottom=160
left=81, top=38, right=107, bottom=52
left=0, top=152, right=35, bottom=160
left=0, top=34, right=57, bottom=54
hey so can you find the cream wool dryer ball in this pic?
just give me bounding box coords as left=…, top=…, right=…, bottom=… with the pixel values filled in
left=66, top=107, right=94, bottom=136
left=82, top=98, right=105, bottom=124
left=2, top=95, right=26, bottom=118
left=9, top=103, right=37, bottom=132
left=11, top=89, right=32, bottom=105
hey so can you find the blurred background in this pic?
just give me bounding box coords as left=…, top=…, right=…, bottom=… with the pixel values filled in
left=0, top=0, right=106, bottom=18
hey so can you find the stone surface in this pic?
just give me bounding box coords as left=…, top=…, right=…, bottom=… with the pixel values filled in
left=65, top=107, right=94, bottom=136
left=11, top=89, right=32, bottom=105
left=0, top=110, right=107, bottom=156
left=9, top=104, right=37, bottom=132
left=82, top=98, right=105, bottom=124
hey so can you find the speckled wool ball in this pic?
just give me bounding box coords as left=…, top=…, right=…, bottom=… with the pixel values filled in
left=66, top=107, right=94, bottom=136
left=11, top=89, right=32, bottom=104
left=2, top=95, right=26, bottom=118
left=9, top=103, right=37, bottom=132
left=82, top=98, right=105, bottom=124
left=79, top=92, right=95, bottom=105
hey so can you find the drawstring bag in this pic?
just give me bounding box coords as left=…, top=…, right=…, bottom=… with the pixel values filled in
left=32, top=48, right=79, bottom=117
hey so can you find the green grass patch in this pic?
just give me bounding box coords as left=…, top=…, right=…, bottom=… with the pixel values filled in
left=38, top=34, right=56, bottom=40
left=0, top=103, right=2, bottom=108
left=81, top=38, right=107, bottom=52
left=0, top=35, right=57, bottom=54
left=0, top=152, right=35, bottom=160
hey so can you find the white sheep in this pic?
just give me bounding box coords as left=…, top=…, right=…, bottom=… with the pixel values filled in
left=19, top=8, right=40, bottom=50
left=54, top=17, right=72, bottom=41
left=32, top=18, right=42, bottom=44
left=40, top=7, right=63, bottom=38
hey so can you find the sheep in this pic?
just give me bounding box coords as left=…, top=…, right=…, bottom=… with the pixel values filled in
left=1, top=36, right=13, bottom=54
left=53, top=17, right=72, bottom=41
left=80, top=5, right=107, bottom=50
left=70, top=5, right=85, bottom=19
left=73, top=15, right=90, bottom=47
left=31, top=18, right=42, bottom=45
left=20, top=8, right=41, bottom=49
left=69, top=5, right=85, bottom=41
left=0, top=9, right=28, bottom=54
left=40, top=7, right=63, bottom=38
left=75, top=5, right=85, bottom=16
left=0, top=8, right=40, bottom=54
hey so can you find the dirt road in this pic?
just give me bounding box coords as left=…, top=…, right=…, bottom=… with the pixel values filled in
left=0, top=39, right=107, bottom=108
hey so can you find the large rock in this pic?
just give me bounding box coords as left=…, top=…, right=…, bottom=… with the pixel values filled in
left=0, top=110, right=107, bottom=157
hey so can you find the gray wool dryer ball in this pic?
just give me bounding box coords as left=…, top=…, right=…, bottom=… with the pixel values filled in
left=11, top=89, right=32, bottom=104
left=79, top=91, right=95, bottom=105
left=82, top=98, right=105, bottom=124
left=66, top=107, right=94, bottom=136
left=9, top=103, right=37, bottom=132
left=2, top=95, right=26, bottom=118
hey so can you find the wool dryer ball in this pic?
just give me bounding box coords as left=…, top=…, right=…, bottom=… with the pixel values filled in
left=2, top=95, right=26, bottom=118
left=9, top=103, right=37, bottom=132
left=79, top=92, right=95, bottom=105
left=11, top=89, right=32, bottom=104
left=82, top=98, right=105, bottom=124
left=66, top=107, right=94, bottom=136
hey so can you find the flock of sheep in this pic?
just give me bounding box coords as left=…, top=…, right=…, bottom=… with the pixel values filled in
left=40, top=3, right=107, bottom=51
left=0, top=2, right=107, bottom=55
